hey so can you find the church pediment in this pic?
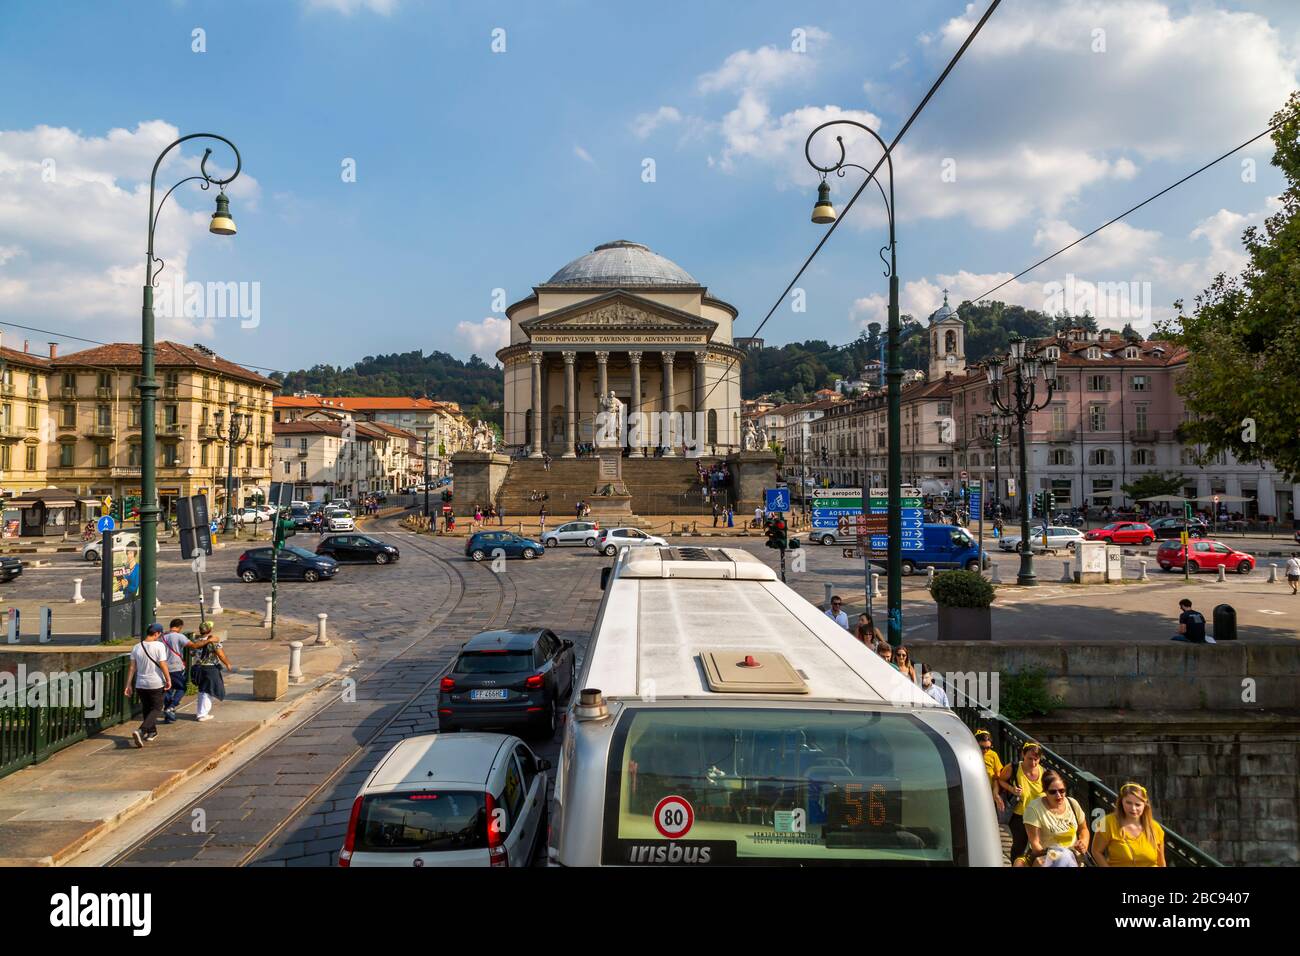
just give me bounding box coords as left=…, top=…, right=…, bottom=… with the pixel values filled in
left=521, top=291, right=717, bottom=335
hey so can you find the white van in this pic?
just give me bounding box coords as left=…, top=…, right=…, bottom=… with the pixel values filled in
left=551, top=546, right=1002, bottom=867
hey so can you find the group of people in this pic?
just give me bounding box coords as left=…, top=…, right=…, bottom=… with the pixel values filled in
left=469, top=504, right=505, bottom=530
left=357, top=494, right=384, bottom=516
left=981, top=735, right=1167, bottom=867
left=824, top=597, right=948, bottom=705
left=124, top=618, right=233, bottom=748
left=711, top=502, right=735, bottom=528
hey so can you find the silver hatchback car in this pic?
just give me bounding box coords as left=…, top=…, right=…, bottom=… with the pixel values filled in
left=543, top=521, right=600, bottom=549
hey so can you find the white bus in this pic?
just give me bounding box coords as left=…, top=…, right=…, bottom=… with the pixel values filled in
left=551, top=546, right=1002, bottom=867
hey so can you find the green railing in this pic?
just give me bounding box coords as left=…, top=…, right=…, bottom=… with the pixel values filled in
left=0, top=655, right=137, bottom=780
left=950, top=694, right=1221, bottom=867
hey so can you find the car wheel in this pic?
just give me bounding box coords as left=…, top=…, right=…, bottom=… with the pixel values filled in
left=303, top=569, right=321, bottom=583
left=545, top=538, right=557, bottom=548
left=471, top=549, right=486, bottom=562
left=85, top=549, right=99, bottom=563
left=1187, top=560, right=1200, bottom=574
left=1238, top=561, right=1253, bottom=574
left=1160, top=563, right=1172, bottom=571
left=584, top=537, right=596, bottom=548
left=531, top=703, right=557, bottom=741
left=522, top=548, right=536, bottom=560
left=965, top=559, right=981, bottom=572
left=375, top=553, right=389, bottom=565
left=1141, top=536, right=1153, bottom=546
left=603, top=545, right=617, bottom=556
left=240, top=569, right=258, bottom=583
left=901, top=560, right=916, bottom=576
left=820, top=534, right=835, bottom=546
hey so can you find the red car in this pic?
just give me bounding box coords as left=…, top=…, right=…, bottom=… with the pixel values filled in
left=1084, top=521, right=1155, bottom=546
left=1156, top=538, right=1255, bottom=574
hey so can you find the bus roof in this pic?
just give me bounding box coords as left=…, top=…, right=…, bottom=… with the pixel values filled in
left=586, top=547, right=935, bottom=708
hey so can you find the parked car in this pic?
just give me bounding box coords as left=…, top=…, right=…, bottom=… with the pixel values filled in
left=1084, top=522, right=1155, bottom=546
left=0, top=556, right=22, bottom=583
left=1148, top=516, right=1209, bottom=540
left=438, top=629, right=577, bottom=738
left=542, top=521, right=600, bottom=549
left=1156, top=538, right=1254, bottom=574
left=999, top=525, right=1085, bottom=553
left=237, top=545, right=339, bottom=582
left=316, top=534, right=399, bottom=564
left=593, top=527, right=668, bottom=556
left=338, top=732, right=549, bottom=868
left=325, top=510, right=356, bottom=532
left=83, top=531, right=141, bottom=562
left=465, top=531, right=545, bottom=562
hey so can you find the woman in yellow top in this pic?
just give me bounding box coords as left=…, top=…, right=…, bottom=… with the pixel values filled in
left=998, top=741, right=1045, bottom=865
left=974, top=730, right=1005, bottom=814
left=1022, top=769, right=1090, bottom=866
left=1092, top=782, right=1166, bottom=867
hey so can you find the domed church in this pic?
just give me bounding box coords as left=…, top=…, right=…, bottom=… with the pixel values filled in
left=496, top=241, right=744, bottom=456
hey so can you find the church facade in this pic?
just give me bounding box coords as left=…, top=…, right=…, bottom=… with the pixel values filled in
left=496, top=241, right=744, bottom=457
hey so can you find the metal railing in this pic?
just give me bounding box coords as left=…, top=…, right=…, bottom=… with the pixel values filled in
left=0, top=655, right=136, bottom=781
left=949, top=691, right=1220, bottom=867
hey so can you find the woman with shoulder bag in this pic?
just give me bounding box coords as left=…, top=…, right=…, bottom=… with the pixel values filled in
left=190, top=621, right=233, bottom=722
left=1021, top=769, right=1090, bottom=867
left=999, top=740, right=1046, bottom=865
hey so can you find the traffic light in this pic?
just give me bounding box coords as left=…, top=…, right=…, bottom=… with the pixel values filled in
left=273, top=510, right=295, bottom=548
left=1045, top=491, right=1056, bottom=515
left=765, top=517, right=788, bottom=551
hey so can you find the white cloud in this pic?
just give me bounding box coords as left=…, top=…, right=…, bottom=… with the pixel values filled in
left=852, top=271, right=1048, bottom=327
left=0, top=121, right=261, bottom=341
left=456, top=316, right=510, bottom=357
left=573, top=144, right=595, bottom=165
left=631, top=106, right=682, bottom=139
left=303, top=0, right=397, bottom=14
left=698, top=37, right=820, bottom=95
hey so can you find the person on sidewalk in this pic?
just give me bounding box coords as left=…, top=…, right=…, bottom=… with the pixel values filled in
left=191, top=622, right=233, bottom=722
left=160, top=618, right=191, bottom=723
left=1287, top=552, right=1300, bottom=595
left=712, top=501, right=720, bottom=528
left=726, top=506, right=734, bottom=528
left=124, top=623, right=171, bottom=747
left=825, top=595, right=849, bottom=630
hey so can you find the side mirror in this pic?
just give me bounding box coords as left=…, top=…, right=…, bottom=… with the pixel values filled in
left=600, top=567, right=611, bottom=591
left=537, top=758, right=553, bottom=772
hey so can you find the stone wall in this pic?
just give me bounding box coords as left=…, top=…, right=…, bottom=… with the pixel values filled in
left=727, top=450, right=779, bottom=514
left=1020, top=711, right=1300, bottom=865
left=449, top=451, right=512, bottom=517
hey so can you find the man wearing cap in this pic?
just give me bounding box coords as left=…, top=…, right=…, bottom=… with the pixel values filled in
left=124, top=623, right=172, bottom=748
left=974, top=729, right=1005, bottom=815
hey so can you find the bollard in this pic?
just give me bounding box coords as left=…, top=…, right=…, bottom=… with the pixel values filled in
left=926, top=567, right=935, bottom=588
left=288, top=641, right=304, bottom=684
left=1061, top=560, right=1073, bottom=583
left=6, top=607, right=18, bottom=644
left=315, top=612, right=330, bottom=646
left=870, top=572, right=882, bottom=599
left=1217, top=564, right=1226, bottom=583
left=1269, top=564, right=1278, bottom=584
left=990, top=562, right=1002, bottom=584
left=72, top=577, right=85, bottom=605
left=38, top=606, right=52, bottom=644
left=262, top=595, right=273, bottom=628
left=824, top=583, right=833, bottom=609
left=211, top=585, right=224, bottom=614
left=1139, top=559, right=1149, bottom=581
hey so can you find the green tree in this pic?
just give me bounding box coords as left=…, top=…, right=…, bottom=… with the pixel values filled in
left=1157, top=92, right=1300, bottom=482
left=1121, top=470, right=1186, bottom=501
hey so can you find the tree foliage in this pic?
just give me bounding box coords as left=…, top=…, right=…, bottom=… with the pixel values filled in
left=1121, top=470, right=1187, bottom=501
left=1157, top=92, right=1300, bottom=482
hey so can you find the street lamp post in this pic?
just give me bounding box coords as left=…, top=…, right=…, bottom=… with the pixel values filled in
left=141, top=134, right=240, bottom=621
left=806, top=120, right=903, bottom=645
left=419, top=427, right=432, bottom=521
left=985, top=334, right=1057, bottom=585
left=215, top=402, right=252, bottom=534
left=977, top=412, right=1013, bottom=521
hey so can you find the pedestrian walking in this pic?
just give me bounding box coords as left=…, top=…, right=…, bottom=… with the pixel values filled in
left=726, top=506, right=734, bottom=528
left=894, top=645, right=917, bottom=682
left=1021, top=769, right=1089, bottom=867
left=160, top=618, right=192, bottom=724
left=712, top=502, right=720, bottom=528
left=825, top=595, right=849, bottom=630
left=125, top=622, right=172, bottom=747
left=1286, top=552, right=1300, bottom=595
left=855, top=613, right=883, bottom=647
left=999, top=741, right=1046, bottom=865
left=191, top=622, right=232, bottom=722
left=1092, top=781, right=1166, bottom=867
left=498, top=504, right=505, bottom=526
left=921, top=663, right=949, bottom=706
left=974, top=729, right=1008, bottom=819
left=539, top=507, right=547, bottom=533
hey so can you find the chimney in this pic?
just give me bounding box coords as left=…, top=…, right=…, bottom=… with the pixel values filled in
left=23, top=340, right=30, bottom=353
left=48, top=342, right=57, bottom=359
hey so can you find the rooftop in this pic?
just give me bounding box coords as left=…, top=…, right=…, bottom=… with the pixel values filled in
left=542, top=240, right=699, bottom=287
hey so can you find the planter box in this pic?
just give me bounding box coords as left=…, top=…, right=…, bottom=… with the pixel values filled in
left=937, top=604, right=992, bottom=641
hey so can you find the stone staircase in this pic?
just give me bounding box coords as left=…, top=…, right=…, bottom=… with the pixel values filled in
left=494, top=456, right=728, bottom=518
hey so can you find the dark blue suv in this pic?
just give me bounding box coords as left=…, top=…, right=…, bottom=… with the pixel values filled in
left=465, top=531, right=545, bottom=562
left=437, top=629, right=577, bottom=739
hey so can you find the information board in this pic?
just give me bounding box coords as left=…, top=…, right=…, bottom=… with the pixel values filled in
left=812, top=488, right=861, bottom=534
left=869, top=487, right=923, bottom=552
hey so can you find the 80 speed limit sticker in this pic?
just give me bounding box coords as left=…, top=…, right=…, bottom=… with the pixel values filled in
left=652, top=795, right=694, bottom=839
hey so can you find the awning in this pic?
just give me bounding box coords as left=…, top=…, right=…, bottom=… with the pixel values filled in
left=7, top=488, right=83, bottom=508
left=1138, top=494, right=1190, bottom=503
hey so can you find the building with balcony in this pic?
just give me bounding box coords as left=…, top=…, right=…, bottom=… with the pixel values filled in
left=0, top=334, right=52, bottom=497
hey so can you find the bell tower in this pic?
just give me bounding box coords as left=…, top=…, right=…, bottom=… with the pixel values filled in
left=928, top=289, right=965, bottom=380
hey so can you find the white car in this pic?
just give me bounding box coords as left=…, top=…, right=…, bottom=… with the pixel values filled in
left=998, top=525, right=1085, bottom=553
left=83, top=531, right=141, bottom=562
left=542, top=521, right=600, bottom=548
left=594, top=527, right=668, bottom=556
left=326, top=510, right=356, bottom=531
left=338, top=732, right=549, bottom=868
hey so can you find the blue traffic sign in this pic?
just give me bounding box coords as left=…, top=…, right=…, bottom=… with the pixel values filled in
left=96, top=515, right=115, bottom=533
left=765, top=488, right=791, bottom=513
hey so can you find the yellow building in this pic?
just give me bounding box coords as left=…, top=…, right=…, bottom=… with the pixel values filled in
left=0, top=336, right=53, bottom=495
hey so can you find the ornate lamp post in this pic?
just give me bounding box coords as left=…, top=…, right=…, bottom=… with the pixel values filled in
left=985, top=334, right=1057, bottom=585
left=806, top=120, right=903, bottom=645
left=140, top=134, right=240, bottom=621
left=214, top=402, right=252, bottom=533
left=976, top=411, right=1013, bottom=519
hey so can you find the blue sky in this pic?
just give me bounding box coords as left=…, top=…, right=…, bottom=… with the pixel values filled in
left=1, top=0, right=1297, bottom=376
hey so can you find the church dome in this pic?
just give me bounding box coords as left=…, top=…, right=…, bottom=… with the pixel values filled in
left=543, top=240, right=698, bottom=287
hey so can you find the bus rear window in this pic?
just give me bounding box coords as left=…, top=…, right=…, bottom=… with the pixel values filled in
left=604, top=709, right=963, bottom=865
left=355, top=791, right=486, bottom=853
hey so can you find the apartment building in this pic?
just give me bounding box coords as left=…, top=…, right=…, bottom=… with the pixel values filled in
left=273, top=417, right=420, bottom=500
left=0, top=336, right=52, bottom=496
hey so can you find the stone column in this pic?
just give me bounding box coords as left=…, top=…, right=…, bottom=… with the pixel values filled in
left=628, top=351, right=643, bottom=457
left=693, top=349, right=707, bottom=453
left=661, top=350, right=676, bottom=457
left=595, top=350, right=609, bottom=403
left=562, top=350, right=577, bottom=458
left=529, top=351, right=543, bottom=458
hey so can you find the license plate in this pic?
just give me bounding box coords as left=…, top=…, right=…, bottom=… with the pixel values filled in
left=470, top=689, right=508, bottom=701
